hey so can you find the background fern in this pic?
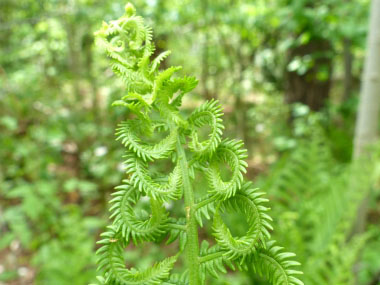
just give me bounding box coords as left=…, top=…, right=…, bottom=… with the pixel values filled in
left=257, top=128, right=380, bottom=284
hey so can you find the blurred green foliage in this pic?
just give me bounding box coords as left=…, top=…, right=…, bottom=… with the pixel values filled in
left=0, top=0, right=379, bottom=284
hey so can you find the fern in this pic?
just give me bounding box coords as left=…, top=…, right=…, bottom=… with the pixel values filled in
left=93, top=3, right=303, bottom=284
left=260, top=132, right=376, bottom=284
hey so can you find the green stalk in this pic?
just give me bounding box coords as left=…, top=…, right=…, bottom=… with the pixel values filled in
left=176, top=137, right=200, bottom=285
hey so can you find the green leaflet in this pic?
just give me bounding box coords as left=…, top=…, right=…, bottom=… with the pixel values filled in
left=199, top=240, right=235, bottom=282
left=212, top=183, right=273, bottom=261
left=251, top=240, right=303, bottom=285
left=109, top=182, right=169, bottom=244
left=206, top=139, right=248, bottom=199
left=124, top=152, right=183, bottom=202
left=96, top=227, right=177, bottom=285
left=188, top=99, right=224, bottom=159
left=94, top=3, right=303, bottom=285
left=162, top=273, right=189, bottom=285
left=116, top=120, right=178, bottom=162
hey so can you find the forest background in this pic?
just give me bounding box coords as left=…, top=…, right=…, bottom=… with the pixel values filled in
left=1, top=0, right=380, bottom=284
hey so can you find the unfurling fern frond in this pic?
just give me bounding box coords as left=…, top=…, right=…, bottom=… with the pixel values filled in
left=94, top=3, right=303, bottom=285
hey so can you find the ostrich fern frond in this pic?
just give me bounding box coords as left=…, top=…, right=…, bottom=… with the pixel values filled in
left=93, top=3, right=303, bottom=284
left=261, top=132, right=377, bottom=284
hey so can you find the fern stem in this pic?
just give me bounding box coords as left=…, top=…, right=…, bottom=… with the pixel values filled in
left=176, top=137, right=200, bottom=285
left=198, top=251, right=224, bottom=264
left=194, top=195, right=217, bottom=210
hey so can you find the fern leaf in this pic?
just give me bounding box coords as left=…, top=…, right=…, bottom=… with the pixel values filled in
left=199, top=240, right=235, bottom=283
left=188, top=100, right=224, bottom=159
left=194, top=194, right=216, bottom=227
left=212, top=183, right=272, bottom=261
left=116, top=120, right=177, bottom=162
left=109, top=182, right=169, bottom=244
left=96, top=226, right=177, bottom=284
left=206, top=139, right=248, bottom=199
left=251, top=240, right=304, bottom=285
left=150, top=50, right=171, bottom=73
left=124, top=152, right=183, bottom=202
left=95, top=4, right=303, bottom=284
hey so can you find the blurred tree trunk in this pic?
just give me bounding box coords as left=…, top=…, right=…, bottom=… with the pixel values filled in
left=354, top=0, right=380, bottom=159
left=285, top=38, right=333, bottom=111
left=352, top=0, right=380, bottom=233
left=62, top=0, right=84, bottom=105
left=342, top=0, right=354, bottom=102
left=235, top=46, right=254, bottom=148
left=201, top=0, right=212, bottom=100
left=152, top=0, right=169, bottom=70
left=343, top=38, right=353, bottom=101
left=65, top=20, right=82, bottom=103
left=83, top=32, right=99, bottom=116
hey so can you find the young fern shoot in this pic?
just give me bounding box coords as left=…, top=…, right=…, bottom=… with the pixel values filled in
left=94, top=3, right=303, bottom=285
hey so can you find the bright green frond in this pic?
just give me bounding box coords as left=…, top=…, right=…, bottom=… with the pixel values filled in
left=162, top=272, right=189, bottom=285
left=206, top=139, right=248, bottom=199
left=212, top=183, right=272, bottom=261
left=199, top=240, right=235, bottom=283
left=109, top=182, right=169, bottom=244
left=124, top=152, right=183, bottom=202
left=96, top=226, right=177, bottom=285
left=188, top=100, right=224, bottom=159
left=252, top=240, right=303, bottom=285
left=194, top=194, right=217, bottom=227
left=95, top=3, right=303, bottom=284
left=116, top=120, right=178, bottom=161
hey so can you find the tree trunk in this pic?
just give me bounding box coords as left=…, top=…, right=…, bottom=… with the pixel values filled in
left=65, top=20, right=82, bottom=103
left=200, top=0, right=213, bottom=101
left=352, top=0, right=380, bottom=234
left=285, top=38, right=333, bottom=111
left=353, top=0, right=380, bottom=158
left=343, top=38, right=353, bottom=101
left=83, top=32, right=99, bottom=116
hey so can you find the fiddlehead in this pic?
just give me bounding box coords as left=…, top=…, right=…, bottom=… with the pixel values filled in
left=94, top=3, right=303, bottom=285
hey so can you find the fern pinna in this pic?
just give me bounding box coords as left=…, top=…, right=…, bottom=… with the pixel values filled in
left=93, top=3, right=303, bottom=285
